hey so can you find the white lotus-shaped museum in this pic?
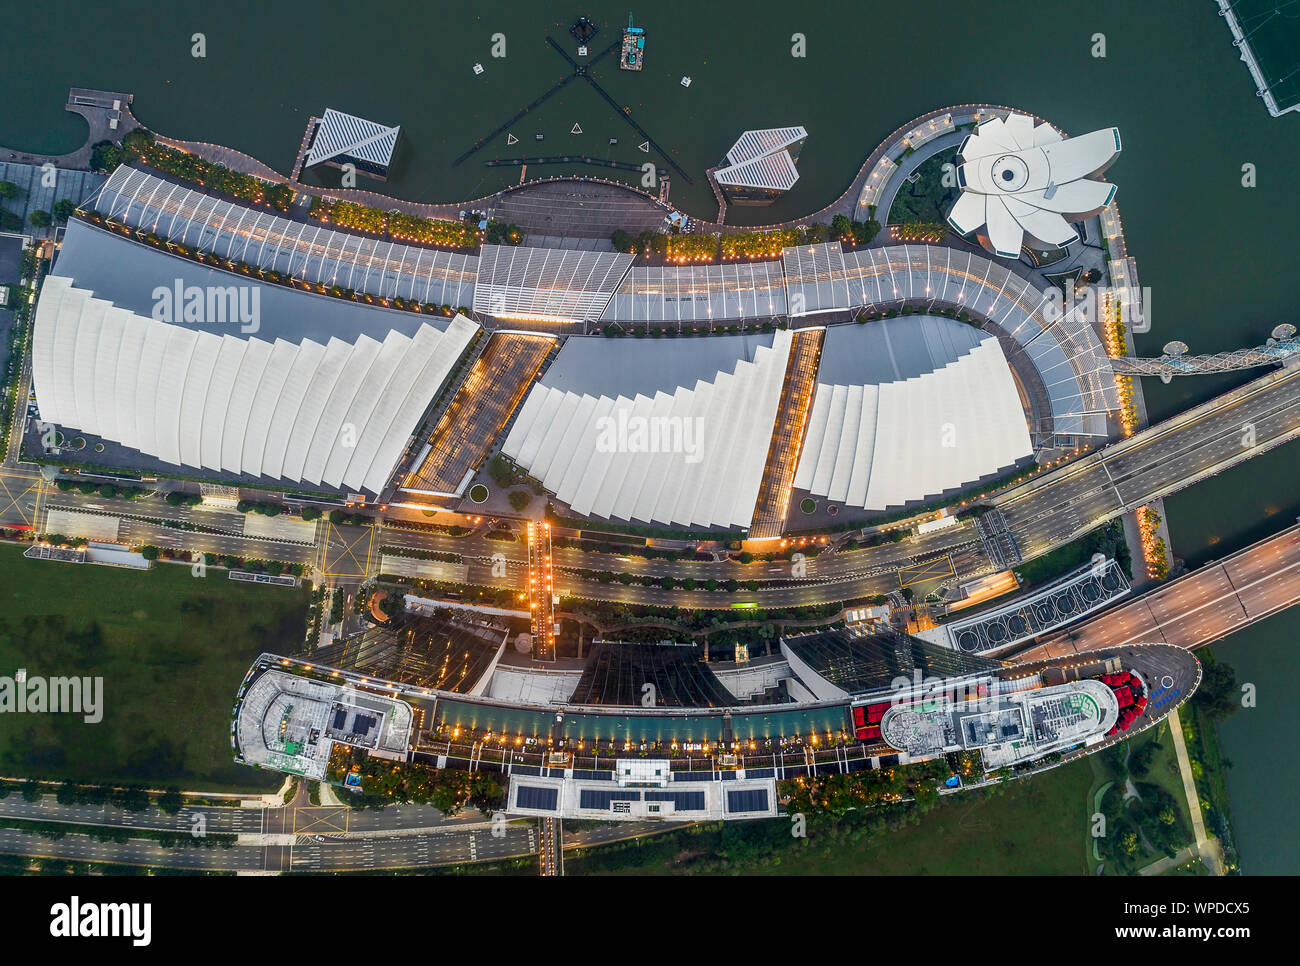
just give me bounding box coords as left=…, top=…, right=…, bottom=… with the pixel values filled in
left=946, top=113, right=1121, bottom=258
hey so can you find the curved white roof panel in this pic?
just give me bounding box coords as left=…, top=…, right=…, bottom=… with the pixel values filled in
left=793, top=324, right=1032, bottom=512
left=715, top=152, right=800, bottom=192
left=949, top=114, right=1120, bottom=256
left=502, top=330, right=794, bottom=530
left=725, top=127, right=807, bottom=166
left=716, top=126, right=807, bottom=192
left=31, top=276, right=477, bottom=494
left=782, top=243, right=1117, bottom=437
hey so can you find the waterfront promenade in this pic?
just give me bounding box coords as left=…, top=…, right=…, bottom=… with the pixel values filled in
left=0, top=88, right=138, bottom=168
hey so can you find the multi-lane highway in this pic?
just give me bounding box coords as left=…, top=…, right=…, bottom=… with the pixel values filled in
left=1013, top=521, right=1300, bottom=661
left=5, top=355, right=1300, bottom=615
left=996, top=364, right=1300, bottom=558
left=0, top=791, right=653, bottom=873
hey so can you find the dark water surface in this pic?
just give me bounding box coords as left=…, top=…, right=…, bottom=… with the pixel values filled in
left=3, top=0, right=1298, bottom=872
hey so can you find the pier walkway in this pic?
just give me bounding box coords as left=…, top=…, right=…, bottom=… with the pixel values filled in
left=0, top=88, right=138, bottom=169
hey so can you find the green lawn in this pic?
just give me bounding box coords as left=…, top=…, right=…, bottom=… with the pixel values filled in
left=886, top=148, right=960, bottom=226
left=0, top=545, right=309, bottom=791
left=1014, top=519, right=1131, bottom=588
left=570, top=758, right=1095, bottom=875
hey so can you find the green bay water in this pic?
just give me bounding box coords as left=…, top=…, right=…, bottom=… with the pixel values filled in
left=4, top=0, right=1299, bottom=872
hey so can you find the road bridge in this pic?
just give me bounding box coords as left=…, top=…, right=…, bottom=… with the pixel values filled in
left=1012, top=522, right=1300, bottom=661
left=995, top=363, right=1300, bottom=560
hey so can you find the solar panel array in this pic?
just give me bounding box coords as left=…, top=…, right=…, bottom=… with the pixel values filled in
left=645, top=790, right=706, bottom=810
left=92, top=166, right=477, bottom=307
left=725, top=788, right=769, bottom=813
left=514, top=785, right=559, bottom=811
left=578, top=789, right=642, bottom=809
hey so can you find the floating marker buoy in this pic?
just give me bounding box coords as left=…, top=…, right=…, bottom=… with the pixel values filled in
left=506, top=133, right=518, bottom=145
left=571, top=123, right=583, bottom=134
left=638, top=141, right=649, bottom=153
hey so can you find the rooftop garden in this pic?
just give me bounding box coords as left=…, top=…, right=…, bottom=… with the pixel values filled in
left=614, top=216, right=881, bottom=266
left=886, top=147, right=960, bottom=226
left=719, top=228, right=803, bottom=259
left=308, top=196, right=487, bottom=250
left=665, top=232, right=720, bottom=263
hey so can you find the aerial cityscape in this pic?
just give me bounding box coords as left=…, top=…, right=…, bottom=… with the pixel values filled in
left=0, top=0, right=1293, bottom=924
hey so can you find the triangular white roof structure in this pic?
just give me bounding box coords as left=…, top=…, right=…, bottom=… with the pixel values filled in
left=947, top=113, right=1120, bottom=258
left=306, top=108, right=401, bottom=169
left=715, top=126, right=806, bottom=192
left=724, top=127, right=806, bottom=166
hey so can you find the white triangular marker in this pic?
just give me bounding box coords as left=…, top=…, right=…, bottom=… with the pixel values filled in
left=571, top=123, right=583, bottom=135
left=638, top=141, right=649, bottom=153
left=506, top=133, right=518, bottom=145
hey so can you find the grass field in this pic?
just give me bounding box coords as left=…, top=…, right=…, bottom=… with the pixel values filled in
left=0, top=545, right=308, bottom=791
left=570, top=757, right=1096, bottom=876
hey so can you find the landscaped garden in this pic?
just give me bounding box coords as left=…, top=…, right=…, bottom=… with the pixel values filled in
left=309, top=197, right=482, bottom=250
left=886, top=147, right=960, bottom=226
left=95, top=129, right=296, bottom=212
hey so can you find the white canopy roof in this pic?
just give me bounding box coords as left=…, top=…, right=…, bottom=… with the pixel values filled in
left=793, top=335, right=1032, bottom=511
left=473, top=245, right=633, bottom=324
left=306, top=108, right=400, bottom=169
left=32, top=276, right=477, bottom=493
left=948, top=114, right=1120, bottom=257
left=715, top=126, right=807, bottom=192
